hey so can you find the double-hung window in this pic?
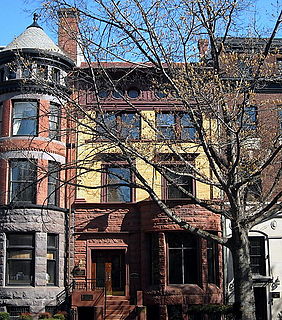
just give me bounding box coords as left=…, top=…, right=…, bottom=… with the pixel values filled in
left=167, top=233, right=199, bottom=284
left=12, top=101, right=37, bottom=136
left=0, top=103, right=2, bottom=135
left=103, top=164, right=132, bottom=202
left=242, top=106, right=257, bottom=131
left=249, top=236, right=266, bottom=275
left=156, top=112, right=196, bottom=140
left=47, top=234, right=58, bottom=286
left=48, top=161, right=60, bottom=206
left=207, top=238, right=219, bottom=285
left=96, top=112, right=140, bottom=140
left=49, top=103, right=61, bottom=140
left=6, top=233, right=34, bottom=285
left=278, top=109, right=282, bottom=133
left=164, top=166, right=193, bottom=199
left=10, top=159, right=37, bottom=203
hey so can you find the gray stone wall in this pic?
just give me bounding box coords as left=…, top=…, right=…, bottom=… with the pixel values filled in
left=0, top=208, right=67, bottom=315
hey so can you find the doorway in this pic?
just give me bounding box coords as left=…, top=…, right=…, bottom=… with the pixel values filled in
left=254, top=287, right=267, bottom=320
left=91, top=249, right=126, bottom=296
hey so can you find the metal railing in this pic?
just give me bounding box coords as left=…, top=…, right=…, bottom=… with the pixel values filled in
left=72, top=278, right=105, bottom=291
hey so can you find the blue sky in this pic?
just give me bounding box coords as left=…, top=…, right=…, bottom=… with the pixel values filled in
left=0, top=0, right=282, bottom=47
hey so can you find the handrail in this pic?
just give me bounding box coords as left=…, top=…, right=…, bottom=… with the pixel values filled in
left=73, top=278, right=105, bottom=291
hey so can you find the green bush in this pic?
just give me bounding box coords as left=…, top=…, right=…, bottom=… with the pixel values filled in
left=0, top=312, right=10, bottom=320
left=18, top=313, right=33, bottom=320
left=53, top=314, right=65, bottom=320
left=188, top=304, right=234, bottom=315
left=39, top=312, right=52, bottom=319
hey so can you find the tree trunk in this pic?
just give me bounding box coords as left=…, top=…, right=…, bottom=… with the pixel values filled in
left=230, top=225, right=256, bottom=320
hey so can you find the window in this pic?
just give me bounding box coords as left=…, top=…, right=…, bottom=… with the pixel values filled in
left=49, top=103, right=61, bottom=140
left=7, top=66, right=16, bottom=80
left=149, top=233, right=159, bottom=285
left=0, top=103, right=2, bottom=135
left=47, top=234, right=58, bottom=286
left=120, top=113, right=140, bottom=139
left=104, top=165, right=132, bottom=202
left=6, top=233, right=34, bottom=285
left=10, top=159, right=37, bottom=203
left=37, top=64, right=48, bottom=80
left=52, top=68, right=60, bottom=83
left=127, top=87, right=140, bottom=98
left=12, top=101, right=37, bottom=136
left=48, top=161, right=60, bottom=206
left=97, top=112, right=140, bottom=140
left=167, top=233, right=199, bottom=284
left=6, top=306, right=30, bottom=318
left=156, top=112, right=196, bottom=140
left=207, top=239, right=219, bottom=285
left=242, top=106, right=257, bottom=130
left=278, top=109, right=282, bottom=132
left=21, top=65, right=32, bottom=78
left=249, top=236, right=266, bottom=275
left=0, top=68, right=4, bottom=82
left=164, top=166, right=193, bottom=199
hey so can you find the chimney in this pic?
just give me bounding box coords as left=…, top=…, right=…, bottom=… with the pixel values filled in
left=58, top=8, right=79, bottom=64
left=198, top=39, right=209, bottom=60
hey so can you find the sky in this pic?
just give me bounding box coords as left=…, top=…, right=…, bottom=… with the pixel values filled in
left=0, top=0, right=282, bottom=48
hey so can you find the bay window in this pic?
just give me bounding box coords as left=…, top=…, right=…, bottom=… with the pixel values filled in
left=12, top=101, right=37, bottom=136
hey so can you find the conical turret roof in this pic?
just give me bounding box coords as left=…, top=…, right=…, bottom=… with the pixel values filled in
left=2, top=15, right=65, bottom=55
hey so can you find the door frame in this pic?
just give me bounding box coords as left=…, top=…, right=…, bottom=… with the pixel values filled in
left=87, top=245, right=129, bottom=297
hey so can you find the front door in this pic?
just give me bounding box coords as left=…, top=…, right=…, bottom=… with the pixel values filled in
left=92, top=250, right=125, bottom=296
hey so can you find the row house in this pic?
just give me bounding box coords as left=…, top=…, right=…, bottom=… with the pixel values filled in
left=0, top=14, right=74, bottom=317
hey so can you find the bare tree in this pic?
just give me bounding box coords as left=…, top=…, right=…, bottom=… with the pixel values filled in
left=27, top=0, right=282, bottom=319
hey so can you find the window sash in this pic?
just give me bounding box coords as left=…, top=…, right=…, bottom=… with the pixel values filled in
left=207, top=239, right=219, bottom=285
left=47, top=234, right=58, bottom=286
left=164, top=166, right=194, bottom=199
left=48, top=161, right=60, bottom=206
left=242, top=106, right=257, bottom=130
left=12, top=101, right=38, bottom=136
left=6, top=233, right=34, bottom=286
left=10, top=160, right=37, bottom=203
left=157, top=112, right=196, bottom=140
left=97, top=112, right=140, bottom=140
left=105, top=166, right=132, bottom=202
left=167, top=233, right=198, bottom=284
left=249, top=237, right=266, bottom=275
left=49, top=103, right=61, bottom=140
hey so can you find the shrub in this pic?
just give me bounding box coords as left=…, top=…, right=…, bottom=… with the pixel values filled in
left=39, top=312, right=52, bottom=319
left=0, top=312, right=10, bottom=320
left=18, top=313, right=33, bottom=320
left=53, top=313, right=65, bottom=320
